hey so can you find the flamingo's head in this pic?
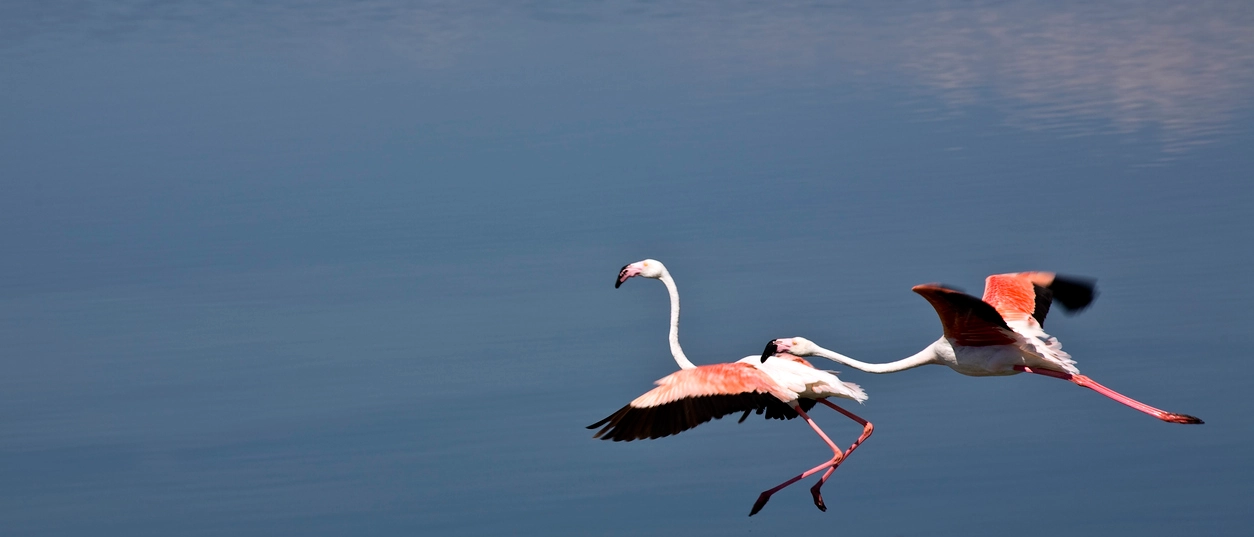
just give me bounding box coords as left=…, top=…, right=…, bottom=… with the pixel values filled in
left=616, top=259, right=666, bottom=288
left=761, top=337, right=817, bottom=362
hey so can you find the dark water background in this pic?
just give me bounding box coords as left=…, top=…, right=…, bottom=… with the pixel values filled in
left=2, top=1, right=1252, bottom=535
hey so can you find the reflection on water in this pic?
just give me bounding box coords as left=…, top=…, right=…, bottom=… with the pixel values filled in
left=633, top=1, right=1254, bottom=154
left=896, top=3, right=1254, bottom=153
left=5, top=1, right=1251, bottom=153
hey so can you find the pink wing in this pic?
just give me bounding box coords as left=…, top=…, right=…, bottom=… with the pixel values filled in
left=912, top=284, right=1018, bottom=347
left=588, top=363, right=806, bottom=442
left=983, top=272, right=1053, bottom=323
left=984, top=272, right=1097, bottom=327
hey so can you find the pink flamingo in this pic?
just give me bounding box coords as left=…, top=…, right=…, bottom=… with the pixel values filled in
left=590, top=259, right=874, bottom=515
left=763, top=272, right=1202, bottom=425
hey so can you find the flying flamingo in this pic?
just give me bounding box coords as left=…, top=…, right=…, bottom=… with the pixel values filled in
left=762, top=271, right=1203, bottom=424
left=589, top=259, right=874, bottom=515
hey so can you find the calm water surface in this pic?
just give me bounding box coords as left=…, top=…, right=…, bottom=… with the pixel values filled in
left=2, top=1, right=1252, bottom=535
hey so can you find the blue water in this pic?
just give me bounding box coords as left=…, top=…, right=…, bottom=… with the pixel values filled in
left=2, top=1, right=1251, bottom=535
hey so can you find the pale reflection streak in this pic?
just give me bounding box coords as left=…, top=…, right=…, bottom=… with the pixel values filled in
left=4, top=1, right=1252, bottom=153
left=644, top=1, right=1254, bottom=153
left=895, top=4, right=1254, bottom=152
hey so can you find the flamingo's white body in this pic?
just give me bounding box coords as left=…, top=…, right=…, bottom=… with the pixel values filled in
left=765, top=272, right=1202, bottom=425
left=590, top=259, right=874, bottom=515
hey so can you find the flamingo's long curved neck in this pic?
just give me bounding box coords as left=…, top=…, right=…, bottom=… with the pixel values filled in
left=811, top=343, right=939, bottom=374
left=658, top=271, right=697, bottom=370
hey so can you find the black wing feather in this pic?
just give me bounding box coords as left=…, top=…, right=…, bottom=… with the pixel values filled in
left=587, top=395, right=814, bottom=442
left=1048, top=275, right=1097, bottom=313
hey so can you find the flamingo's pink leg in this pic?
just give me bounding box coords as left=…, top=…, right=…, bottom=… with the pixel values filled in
left=1014, top=366, right=1203, bottom=424
left=807, top=400, right=875, bottom=511
left=748, top=404, right=843, bottom=517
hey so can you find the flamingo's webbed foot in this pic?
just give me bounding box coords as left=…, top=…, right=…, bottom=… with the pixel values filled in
left=749, top=491, right=772, bottom=517
left=809, top=480, right=827, bottom=512
left=1164, top=413, right=1204, bottom=425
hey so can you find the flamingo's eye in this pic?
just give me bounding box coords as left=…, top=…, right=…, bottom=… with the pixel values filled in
left=642, top=262, right=649, bottom=267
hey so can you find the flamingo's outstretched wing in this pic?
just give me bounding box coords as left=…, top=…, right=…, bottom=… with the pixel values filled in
left=917, top=282, right=1081, bottom=373
left=912, top=284, right=1019, bottom=347
left=983, top=272, right=1097, bottom=327
left=588, top=363, right=802, bottom=442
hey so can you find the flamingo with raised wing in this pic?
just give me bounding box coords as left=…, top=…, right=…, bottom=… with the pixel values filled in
left=590, top=259, right=874, bottom=515
left=763, top=272, right=1202, bottom=424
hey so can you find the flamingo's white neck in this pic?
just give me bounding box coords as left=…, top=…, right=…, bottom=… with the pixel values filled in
left=810, top=341, right=940, bottom=374
left=658, top=271, right=697, bottom=370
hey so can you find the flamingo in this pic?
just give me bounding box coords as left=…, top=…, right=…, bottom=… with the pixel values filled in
left=589, top=259, right=875, bottom=515
left=762, top=271, right=1203, bottom=424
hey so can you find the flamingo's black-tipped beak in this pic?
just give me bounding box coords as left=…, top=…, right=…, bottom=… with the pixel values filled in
left=761, top=341, right=778, bottom=363
left=615, top=264, right=630, bottom=288
left=616, top=263, right=646, bottom=288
